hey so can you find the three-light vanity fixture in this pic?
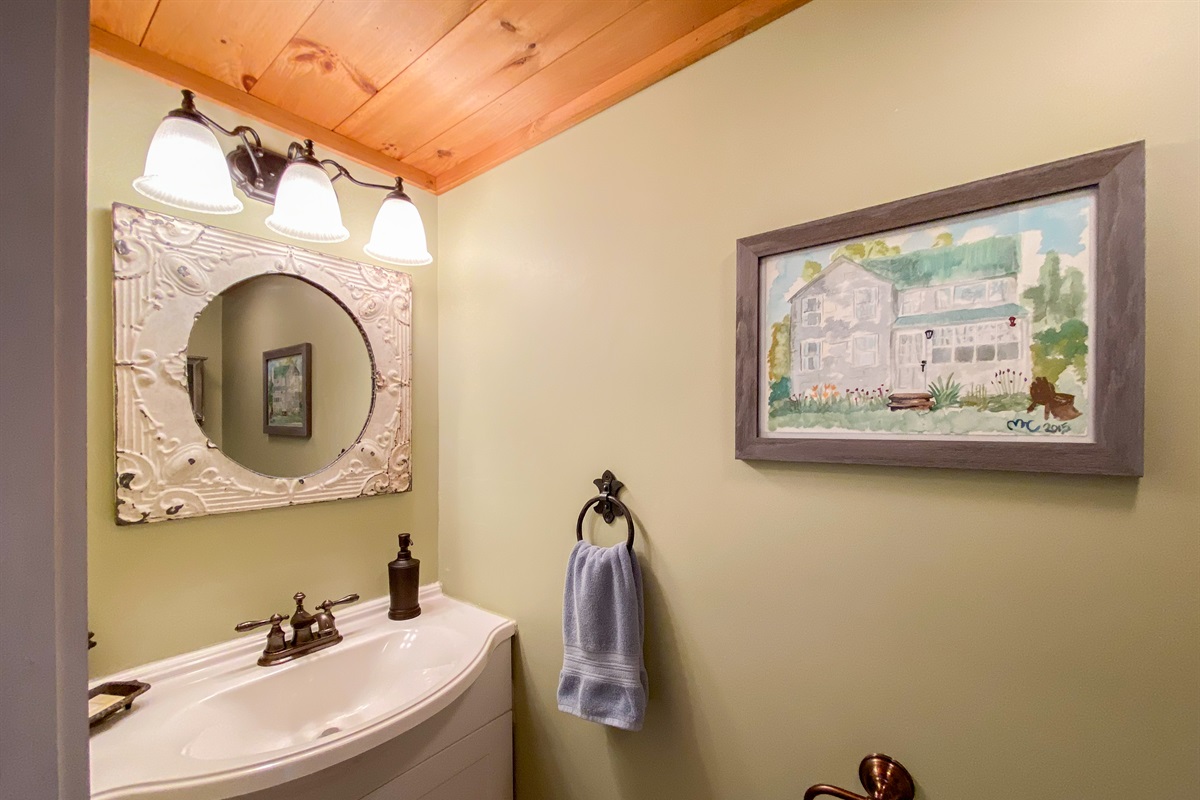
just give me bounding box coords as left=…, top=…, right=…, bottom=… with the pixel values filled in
left=134, top=90, right=431, bottom=266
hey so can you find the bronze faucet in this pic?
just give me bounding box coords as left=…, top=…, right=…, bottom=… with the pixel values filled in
left=804, top=754, right=914, bottom=800
left=236, top=591, right=359, bottom=667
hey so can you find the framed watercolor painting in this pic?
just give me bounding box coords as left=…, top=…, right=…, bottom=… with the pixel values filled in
left=263, top=342, right=312, bottom=437
left=735, top=142, right=1144, bottom=475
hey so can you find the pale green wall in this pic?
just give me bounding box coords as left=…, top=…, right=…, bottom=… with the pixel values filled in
left=87, top=56, right=438, bottom=677
left=437, top=2, right=1199, bottom=799
left=187, top=295, right=222, bottom=447
left=216, top=275, right=373, bottom=478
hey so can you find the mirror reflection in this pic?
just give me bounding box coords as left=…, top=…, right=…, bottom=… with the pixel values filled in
left=186, top=274, right=373, bottom=478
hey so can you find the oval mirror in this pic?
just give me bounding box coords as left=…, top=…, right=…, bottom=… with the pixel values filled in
left=186, top=274, right=373, bottom=478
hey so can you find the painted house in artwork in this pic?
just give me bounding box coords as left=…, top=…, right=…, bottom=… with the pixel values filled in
left=271, top=359, right=304, bottom=418
left=787, top=236, right=1030, bottom=395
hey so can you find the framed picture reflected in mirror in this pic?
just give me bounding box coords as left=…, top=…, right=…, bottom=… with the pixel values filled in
left=263, top=343, right=312, bottom=438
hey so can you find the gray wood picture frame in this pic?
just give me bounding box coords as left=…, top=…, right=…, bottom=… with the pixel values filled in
left=262, top=342, right=313, bottom=437
left=735, top=142, right=1145, bottom=475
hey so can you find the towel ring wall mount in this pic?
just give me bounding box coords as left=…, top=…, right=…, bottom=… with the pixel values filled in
left=576, top=470, right=635, bottom=551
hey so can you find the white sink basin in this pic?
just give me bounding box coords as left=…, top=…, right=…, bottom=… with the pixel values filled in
left=89, top=585, right=515, bottom=799
left=179, top=626, right=465, bottom=762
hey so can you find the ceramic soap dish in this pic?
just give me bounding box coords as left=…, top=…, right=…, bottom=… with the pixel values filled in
left=89, top=680, right=150, bottom=727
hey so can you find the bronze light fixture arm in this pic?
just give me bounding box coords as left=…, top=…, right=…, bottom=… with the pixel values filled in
left=276, top=138, right=409, bottom=200
left=322, top=157, right=409, bottom=200
left=147, top=89, right=432, bottom=263
left=171, top=90, right=268, bottom=189
left=166, top=90, right=412, bottom=205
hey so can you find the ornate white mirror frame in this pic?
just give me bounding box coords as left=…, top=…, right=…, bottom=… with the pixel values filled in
left=112, top=203, right=412, bottom=524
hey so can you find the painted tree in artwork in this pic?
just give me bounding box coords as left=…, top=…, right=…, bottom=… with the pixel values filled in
left=767, top=318, right=791, bottom=402
left=1031, top=319, right=1088, bottom=383
left=1023, top=251, right=1085, bottom=325
left=832, top=239, right=900, bottom=262
left=801, top=259, right=822, bottom=283
left=932, top=232, right=954, bottom=248
left=1023, top=251, right=1088, bottom=383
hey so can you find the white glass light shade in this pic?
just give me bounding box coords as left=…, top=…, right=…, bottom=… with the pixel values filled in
left=264, top=161, right=349, bottom=243
left=133, top=115, right=243, bottom=214
left=363, top=195, right=432, bottom=266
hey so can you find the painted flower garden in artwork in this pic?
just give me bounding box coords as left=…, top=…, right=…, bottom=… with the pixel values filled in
left=759, top=190, right=1094, bottom=440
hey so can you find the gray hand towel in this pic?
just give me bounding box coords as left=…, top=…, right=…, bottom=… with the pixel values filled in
left=557, top=541, right=648, bottom=731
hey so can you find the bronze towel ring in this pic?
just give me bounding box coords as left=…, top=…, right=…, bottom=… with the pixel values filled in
left=575, top=470, right=635, bottom=551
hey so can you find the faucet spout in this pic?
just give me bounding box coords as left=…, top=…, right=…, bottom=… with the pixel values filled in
left=804, top=785, right=867, bottom=800
left=289, top=592, right=316, bottom=645
left=803, top=754, right=914, bottom=800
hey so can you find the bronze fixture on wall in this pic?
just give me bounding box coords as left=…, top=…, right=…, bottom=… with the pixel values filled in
left=803, top=754, right=914, bottom=800
left=136, top=89, right=432, bottom=265
left=576, top=470, right=635, bottom=551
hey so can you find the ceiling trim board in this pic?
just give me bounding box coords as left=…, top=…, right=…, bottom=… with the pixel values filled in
left=139, top=0, right=163, bottom=47
left=256, top=0, right=484, bottom=132
left=89, top=0, right=160, bottom=45
left=434, top=0, right=810, bottom=192
left=335, top=0, right=643, bottom=158
left=404, top=0, right=750, bottom=177
left=137, top=0, right=324, bottom=94
left=244, top=0, right=328, bottom=93
left=89, top=26, right=438, bottom=192
left=90, top=0, right=806, bottom=194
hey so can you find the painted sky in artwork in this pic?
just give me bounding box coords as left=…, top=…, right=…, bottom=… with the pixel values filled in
left=762, top=190, right=1094, bottom=324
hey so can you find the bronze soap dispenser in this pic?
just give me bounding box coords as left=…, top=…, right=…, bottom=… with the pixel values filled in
left=388, top=533, right=421, bottom=620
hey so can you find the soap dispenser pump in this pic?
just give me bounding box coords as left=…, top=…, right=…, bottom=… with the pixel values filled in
left=388, top=533, right=421, bottom=620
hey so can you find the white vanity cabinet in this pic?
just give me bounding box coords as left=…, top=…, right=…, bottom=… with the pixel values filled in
left=235, top=639, right=513, bottom=800
left=90, top=590, right=515, bottom=800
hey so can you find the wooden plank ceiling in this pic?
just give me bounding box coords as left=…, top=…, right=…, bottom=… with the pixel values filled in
left=91, top=0, right=807, bottom=194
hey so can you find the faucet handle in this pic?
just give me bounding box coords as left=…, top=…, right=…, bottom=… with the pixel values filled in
left=235, top=613, right=285, bottom=633
left=235, top=613, right=288, bottom=660
left=315, top=594, right=359, bottom=637
left=317, top=594, right=360, bottom=612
